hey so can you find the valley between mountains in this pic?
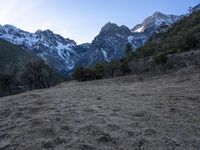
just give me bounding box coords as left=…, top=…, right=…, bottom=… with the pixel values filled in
left=0, top=12, right=180, bottom=76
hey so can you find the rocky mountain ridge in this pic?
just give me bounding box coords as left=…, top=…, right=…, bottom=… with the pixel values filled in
left=0, top=25, right=77, bottom=75
left=80, top=12, right=180, bottom=66
left=0, top=11, right=181, bottom=75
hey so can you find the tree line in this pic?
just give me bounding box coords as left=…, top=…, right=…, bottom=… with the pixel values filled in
left=0, top=58, right=57, bottom=96
left=72, top=44, right=135, bottom=81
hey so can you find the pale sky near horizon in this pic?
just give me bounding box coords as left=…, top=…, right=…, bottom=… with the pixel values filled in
left=0, top=0, right=199, bottom=44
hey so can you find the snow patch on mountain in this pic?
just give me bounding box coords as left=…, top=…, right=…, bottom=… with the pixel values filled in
left=0, top=11, right=181, bottom=75
left=101, top=48, right=109, bottom=62
left=0, top=24, right=78, bottom=75
left=134, top=26, right=144, bottom=33
left=127, top=36, right=134, bottom=43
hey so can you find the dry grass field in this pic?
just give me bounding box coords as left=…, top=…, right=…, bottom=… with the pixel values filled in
left=0, top=70, right=200, bottom=150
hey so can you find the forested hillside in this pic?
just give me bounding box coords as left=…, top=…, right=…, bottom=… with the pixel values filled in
left=137, top=10, right=200, bottom=61
left=0, top=39, right=64, bottom=96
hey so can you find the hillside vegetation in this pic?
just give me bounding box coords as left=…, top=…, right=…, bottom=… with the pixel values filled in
left=72, top=10, right=200, bottom=81
left=0, top=70, right=200, bottom=149
left=0, top=39, right=34, bottom=73
left=0, top=39, right=64, bottom=96
left=137, top=10, right=200, bottom=61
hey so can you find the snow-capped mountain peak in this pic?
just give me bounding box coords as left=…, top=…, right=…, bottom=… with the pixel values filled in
left=132, top=12, right=180, bottom=33
left=3, top=24, right=21, bottom=32
left=0, top=11, right=181, bottom=76
left=0, top=24, right=78, bottom=75
left=75, top=12, right=181, bottom=67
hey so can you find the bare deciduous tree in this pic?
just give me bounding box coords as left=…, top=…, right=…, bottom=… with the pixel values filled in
left=21, top=58, right=54, bottom=90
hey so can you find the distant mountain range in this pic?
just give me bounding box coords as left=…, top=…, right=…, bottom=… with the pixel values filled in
left=0, top=26, right=77, bottom=76
left=79, top=12, right=180, bottom=66
left=0, top=11, right=181, bottom=76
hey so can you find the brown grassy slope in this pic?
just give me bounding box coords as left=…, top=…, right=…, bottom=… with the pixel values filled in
left=0, top=70, right=200, bottom=150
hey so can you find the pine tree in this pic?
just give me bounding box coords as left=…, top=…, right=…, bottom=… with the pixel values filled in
left=125, top=43, right=133, bottom=61
left=94, top=63, right=105, bottom=79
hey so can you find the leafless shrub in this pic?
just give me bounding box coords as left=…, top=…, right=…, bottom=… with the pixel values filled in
left=21, top=58, right=54, bottom=90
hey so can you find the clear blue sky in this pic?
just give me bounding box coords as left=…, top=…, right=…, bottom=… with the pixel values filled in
left=0, top=0, right=199, bottom=44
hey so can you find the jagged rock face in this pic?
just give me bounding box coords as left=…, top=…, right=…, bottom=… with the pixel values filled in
left=81, top=13, right=180, bottom=66
left=83, top=23, right=132, bottom=65
left=0, top=25, right=77, bottom=75
left=131, top=12, right=180, bottom=33
left=128, top=12, right=180, bottom=49
left=73, top=43, right=92, bottom=68
left=74, top=43, right=91, bottom=56
left=0, top=12, right=181, bottom=75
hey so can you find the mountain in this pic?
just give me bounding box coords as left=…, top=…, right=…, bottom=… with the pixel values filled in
left=131, top=12, right=180, bottom=33
left=136, top=8, right=200, bottom=59
left=74, top=43, right=91, bottom=56
left=128, top=12, right=180, bottom=48
left=80, top=22, right=132, bottom=66
left=0, top=12, right=180, bottom=75
left=80, top=12, right=180, bottom=66
left=0, top=25, right=78, bottom=76
left=192, top=3, right=200, bottom=12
